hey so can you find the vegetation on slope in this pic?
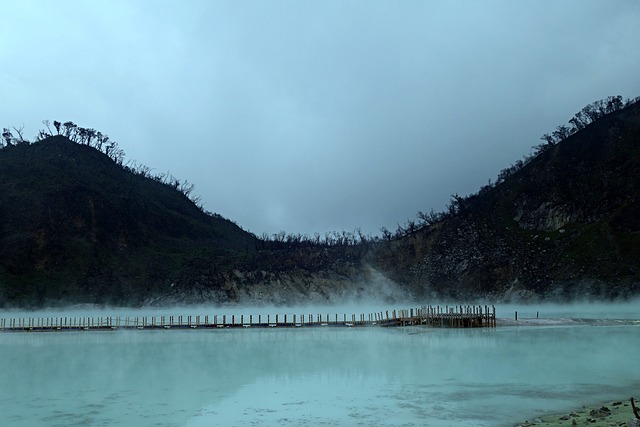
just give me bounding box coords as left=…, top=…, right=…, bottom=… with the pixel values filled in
left=0, top=135, right=256, bottom=307
left=371, top=96, right=640, bottom=301
left=1, top=96, right=639, bottom=307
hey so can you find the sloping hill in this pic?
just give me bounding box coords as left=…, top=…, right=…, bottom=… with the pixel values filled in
left=150, top=98, right=640, bottom=306
left=0, top=136, right=257, bottom=306
left=372, top=100, right=640, bottom=301
left=1, top=99, right=639, bottom=307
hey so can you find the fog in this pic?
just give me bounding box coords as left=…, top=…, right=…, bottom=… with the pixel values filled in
left=496, top=299, right=640, bottom=321
left=3, top=299, right=639, bottom=321
left=1, top=302, right=639, bottom=426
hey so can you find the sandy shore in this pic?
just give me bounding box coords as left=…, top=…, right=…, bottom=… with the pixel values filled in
left=515, top=398, right=640, bottom=427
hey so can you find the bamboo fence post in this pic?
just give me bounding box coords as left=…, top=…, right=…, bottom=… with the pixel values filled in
left=493, top=305, right=496, bottom=327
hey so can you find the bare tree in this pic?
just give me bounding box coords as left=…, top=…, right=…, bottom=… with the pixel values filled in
left=105, top=141, right=125, bottom=164
left=96, top=132, right=109, bottom=152
left=540, top=133, right=556, bottom=146
left=552, top=125, right=571, bottom=142
left=77, top=127, right=87, bottom=144
left=42, top=120, right=53, bottom=135
left=569, top=111, right=587, bottom=132
left=12, top=126, right=28, bottom=144
left=179, top=180, right=195, bottom=197
left=380, top=226, right=392, bottom=241
left=2, top=128, right=14, bottom=146
left=605, top=95, right=624, bottom=113
left=36, top=128, right=51, bottom=141
left=62, top=121, right=77, bottom=140
left=85, top=128, right=96, bottom=147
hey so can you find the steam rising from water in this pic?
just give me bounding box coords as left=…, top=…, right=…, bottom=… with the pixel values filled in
left=3, top=299, right=639, bottom=322
left=1, top=302, right=639, bottom=426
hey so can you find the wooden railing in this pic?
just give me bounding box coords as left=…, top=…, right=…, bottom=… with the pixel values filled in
left=0, top=305, right=495, bottom=332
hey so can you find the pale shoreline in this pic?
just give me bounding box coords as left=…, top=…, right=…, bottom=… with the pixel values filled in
left=515, top=397, right=639, bottom=427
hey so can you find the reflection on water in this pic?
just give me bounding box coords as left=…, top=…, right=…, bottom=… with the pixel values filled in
left=1, top=304, right=639, bottom=427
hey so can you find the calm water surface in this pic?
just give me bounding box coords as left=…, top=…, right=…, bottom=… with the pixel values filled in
left=1, top=303, right=639, bottom=426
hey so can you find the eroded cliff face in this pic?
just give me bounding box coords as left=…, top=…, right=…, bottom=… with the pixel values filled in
left=514, top=200, right=585, bottom=231
left=369, top=208, right=639, bottom=303
left=2, top=102, right=639, bottom=308
left=146, top=262, right=412, bottom=307
left=368, top=102, right=640, bottom=302
left=154, top=95, right=640, bottom=306
left=369, top=218, right=519, bottom=302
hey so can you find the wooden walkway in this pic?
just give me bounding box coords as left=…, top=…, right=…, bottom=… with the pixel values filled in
left=0, top=305, right=495, bottom=332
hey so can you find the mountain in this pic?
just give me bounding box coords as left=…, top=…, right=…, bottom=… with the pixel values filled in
left=137, top=98, right=640, bottom=306
left=370, top=98, right=640, bottom=301
left=0, top=136, right=257, bottom=306
left=1, top=98, right=639, bottom=307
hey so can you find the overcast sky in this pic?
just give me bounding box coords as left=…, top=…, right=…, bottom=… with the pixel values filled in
left=2, top=1, right=639, bottom=237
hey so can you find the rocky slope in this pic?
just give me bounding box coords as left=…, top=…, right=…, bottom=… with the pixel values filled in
left=150, top=99, right=640, bottom=305
left=370, top=100, right=640, bottom=301
left=1, top=99, right=639, bottom=307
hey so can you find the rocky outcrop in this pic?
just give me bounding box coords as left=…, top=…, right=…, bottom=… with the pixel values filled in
left=2, top=100, right=639, bottom=307
left=514, top=200, right=583, bottom=231
left=368, top=101, right=640, bottom=302
left=145, top=263, right=411, bottom=306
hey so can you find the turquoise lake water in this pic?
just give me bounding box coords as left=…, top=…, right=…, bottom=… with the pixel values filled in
left=1, top=302, right=639, bottom=426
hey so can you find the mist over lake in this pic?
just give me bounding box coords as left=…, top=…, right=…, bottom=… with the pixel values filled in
left=1, top=302, right=639, bottom=426
left=2, top=3, right=639, bottom=425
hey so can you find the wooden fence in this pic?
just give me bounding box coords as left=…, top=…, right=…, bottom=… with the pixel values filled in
left=0, top=305, right=495, bottom=332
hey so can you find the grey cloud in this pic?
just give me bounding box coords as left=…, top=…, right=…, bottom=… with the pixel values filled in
left=2, top=0, right=639, bottom=236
